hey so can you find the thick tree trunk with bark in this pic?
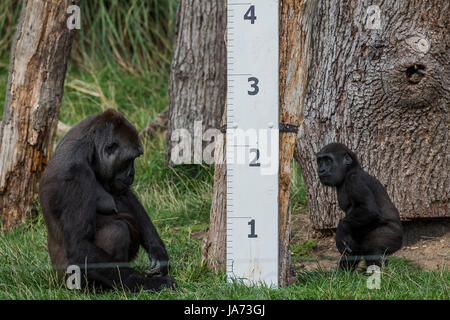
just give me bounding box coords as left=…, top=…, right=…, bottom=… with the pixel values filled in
left=278, top=0, right=314, bottom=286
left=201, top=111, right=227, bottom=271
left=202, top=0, right=313, bottom=286
left=165, top=0, right=226, bottom=165
left=295, top=0, right=449, bottom=230
left=0, top=0, right=78, bottom=230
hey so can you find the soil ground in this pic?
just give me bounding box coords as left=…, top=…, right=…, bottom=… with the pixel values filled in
left=291, top=212, right=450, bottom=272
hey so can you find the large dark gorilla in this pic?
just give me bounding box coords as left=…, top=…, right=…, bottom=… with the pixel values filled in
left=316, top=143, right=403, bottom=270
left=39, top=109, right=175, bottom=292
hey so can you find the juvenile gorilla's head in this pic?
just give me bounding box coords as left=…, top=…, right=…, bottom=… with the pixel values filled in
left=316, top=143, right=359, bottom=187
left=93, top=109, right=143, bottom=194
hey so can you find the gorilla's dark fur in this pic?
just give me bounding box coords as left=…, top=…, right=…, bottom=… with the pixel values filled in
left=316, top=143, right=403, bottom=270
left=39, top=109, right=175, bottom=291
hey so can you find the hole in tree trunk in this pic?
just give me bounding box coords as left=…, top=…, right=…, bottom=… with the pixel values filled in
left=406, top=64, right=426, bottom=84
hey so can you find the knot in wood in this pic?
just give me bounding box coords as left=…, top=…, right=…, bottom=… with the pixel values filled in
left=405, top=36, right=430, bottom=54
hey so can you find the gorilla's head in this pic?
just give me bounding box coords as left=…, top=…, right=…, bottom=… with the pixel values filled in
left=316, top=143, right=359, bottom=187
left=93, top=109, right=143, bottom=194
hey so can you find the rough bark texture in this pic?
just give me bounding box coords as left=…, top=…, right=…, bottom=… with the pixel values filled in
left=278, top=0, right=314, bottom=286
left=201, top=0, right=227, bottom=272
left=165, top=0, right=226, bottom=164
left=201, top=111, right=226, bottom=271
left=0, top=0, right=78, bottom=230
left=295, top=0, right=450, bottom=230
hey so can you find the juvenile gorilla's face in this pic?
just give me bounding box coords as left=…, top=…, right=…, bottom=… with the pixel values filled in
left=316, top=153, right=346, bottom=186
left=97, top=134, right=143, bottom=194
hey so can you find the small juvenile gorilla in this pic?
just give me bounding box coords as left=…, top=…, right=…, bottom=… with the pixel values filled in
left=39, top=109, right=175, bottom=292
left=316, top=143, right=403, bottom=270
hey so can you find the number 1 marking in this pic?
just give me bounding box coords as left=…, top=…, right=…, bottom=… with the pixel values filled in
left=248, top=219, right=258, bottom=238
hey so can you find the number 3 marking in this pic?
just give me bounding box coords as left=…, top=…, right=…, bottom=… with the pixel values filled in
left=248, top=77, right=259, bottom=95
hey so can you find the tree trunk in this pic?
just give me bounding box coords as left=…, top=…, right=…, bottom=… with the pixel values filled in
left=201, top=0, right=228, bottom=272
left=295, top=0, right=450, bottom=230
left=165, top=0, right=226, bottom=165
left=202, top=0, right=314, bottom=286
left=278, top=0, right=315, bottom=286
left=201, top=111, right=227, bottom=271
left=0, top=0, right=79, bottom=230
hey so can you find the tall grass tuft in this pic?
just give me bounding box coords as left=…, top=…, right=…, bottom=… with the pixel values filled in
left=0, top=0, right=178, bottom=76
left=0, top=0, right=22, bottom=57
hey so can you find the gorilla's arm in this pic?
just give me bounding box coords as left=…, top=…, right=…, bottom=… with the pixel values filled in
left=96, top=182, right=117, bottom=215
left=116, top=191, right=170, bottom=275
left=342, top=173, right=384, bottom=234
left=59, top=165, right=146, bottom=291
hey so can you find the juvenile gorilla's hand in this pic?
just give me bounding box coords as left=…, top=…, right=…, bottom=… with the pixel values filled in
left=148, top=245, right=170, bottom=276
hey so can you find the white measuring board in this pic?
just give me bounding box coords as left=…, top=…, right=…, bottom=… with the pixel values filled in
left=226, top=0, right=279, bottom=288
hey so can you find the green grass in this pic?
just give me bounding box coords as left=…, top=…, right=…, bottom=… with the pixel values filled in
left=0, top=0, right=177, bottom=119
left=0, top=58, right=6, bottom=116
left=0, top=0, right=22, bottom=57
left=0, top=0, right=177, bottom=75
left=1, top=212, right=449, bottom=299
left=1, top=0, right=449, bottom=300
left=291, top=240, right=318, bottom=258
left=71, top=0, right=177, bottom=76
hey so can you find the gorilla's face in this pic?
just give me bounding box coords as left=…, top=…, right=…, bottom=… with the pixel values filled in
left=316, top=152, right=353, bottom=187
left=96, top=129, right=143, bottom=194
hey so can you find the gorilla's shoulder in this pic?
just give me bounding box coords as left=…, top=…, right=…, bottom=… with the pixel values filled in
left=345, top=169, right=365, bottom=182
left=344, top=169, right=375, bottom=190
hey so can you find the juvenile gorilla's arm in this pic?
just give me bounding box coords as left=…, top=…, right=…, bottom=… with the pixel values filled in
left=116, top=191, right=170, bottom=275
left=342, top=174, right=384, bottom=235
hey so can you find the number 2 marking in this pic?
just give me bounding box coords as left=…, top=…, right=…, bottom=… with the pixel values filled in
left=249, top=148, right=261, bottom=167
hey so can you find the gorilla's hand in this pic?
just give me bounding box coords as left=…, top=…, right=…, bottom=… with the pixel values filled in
left=121, top=273, right=176, bottom=292
left=143, top=275, right=177, bottom=292
left=148, top=245, right=170, bottom=276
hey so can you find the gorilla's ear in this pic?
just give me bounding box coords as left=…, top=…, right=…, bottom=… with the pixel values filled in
left=343, top=153, right=353, bottom=166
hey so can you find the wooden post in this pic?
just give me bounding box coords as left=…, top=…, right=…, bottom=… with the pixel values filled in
left=202, top=0, right=314, bottom=286
left=201, top=111, right=227, bottom=271
left=201, top=1, right=228, bottom=271
left=278, top=0, right=314, bottom=286
left=0, top=0, right=79, bottom=230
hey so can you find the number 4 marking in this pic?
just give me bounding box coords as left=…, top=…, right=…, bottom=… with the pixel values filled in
left=244, top=5, right=256, bottom=24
